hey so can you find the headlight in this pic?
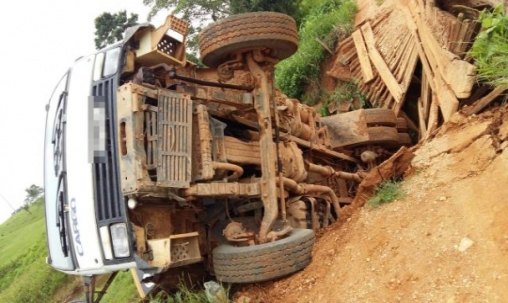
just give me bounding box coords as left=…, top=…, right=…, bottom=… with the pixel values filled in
left=110, top=223, right=130, bottom=258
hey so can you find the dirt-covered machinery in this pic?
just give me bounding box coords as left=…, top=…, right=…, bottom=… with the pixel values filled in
left=117, top=12, right=410, bottom=288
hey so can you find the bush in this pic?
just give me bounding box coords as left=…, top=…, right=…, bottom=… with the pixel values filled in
left=469, top=6, right=508, bottom=87
left=367, top=180, right=404, bottom=208
left=275, top=0, right=356, bottom=103
left=320, top=81, right=367, bottom=116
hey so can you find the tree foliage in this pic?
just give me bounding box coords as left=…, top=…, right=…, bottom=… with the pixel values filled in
left=143, top=0, right=301, bottom=21
left=94, top=11, right=139, bottom=50
left=24, top=184, right=43, bottom=205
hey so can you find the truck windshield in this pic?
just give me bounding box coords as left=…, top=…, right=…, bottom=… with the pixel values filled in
left=44, top=72, right=74, bottom=271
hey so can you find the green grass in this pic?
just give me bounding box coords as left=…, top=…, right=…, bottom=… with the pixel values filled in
left=275, top=0, right=356, bottom=104
left=0, top=199, right=69, bottom=303
left=149, top=281, right=229, bottom=303
left=101, top=271, right=139, bottom=303
left=469, top=5, right=508, bottom=87
left=367, top=180, right=404, bottom=208
left=0, top=200, right=45, bottom=267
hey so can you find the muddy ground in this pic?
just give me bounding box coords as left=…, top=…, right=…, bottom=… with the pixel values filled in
left=236, top=104, right=508, bottom=302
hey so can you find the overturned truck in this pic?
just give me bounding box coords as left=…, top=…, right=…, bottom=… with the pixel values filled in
left=44, top=12, right=410, bottom=297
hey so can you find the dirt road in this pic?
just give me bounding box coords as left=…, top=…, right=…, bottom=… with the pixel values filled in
left=237, top=105, right=508, bottom=302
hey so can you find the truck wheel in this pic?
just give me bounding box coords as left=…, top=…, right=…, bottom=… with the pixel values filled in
left=198, top=12, right=298, bottom=68
left=364, top=108, right=397, bottom=127
left=396, top=117, right=408, bottom=132
left=398, top=133, right=412, bottom=146
left=213, top=228, right=315, bottom=283
left=366, top=126, right=400, bottom=145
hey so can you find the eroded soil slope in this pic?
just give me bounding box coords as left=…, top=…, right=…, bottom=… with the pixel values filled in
left=237, top=105, right=508, bottom=302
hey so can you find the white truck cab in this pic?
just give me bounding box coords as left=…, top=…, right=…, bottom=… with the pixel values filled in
left=44, top=45, right=137, bottom=276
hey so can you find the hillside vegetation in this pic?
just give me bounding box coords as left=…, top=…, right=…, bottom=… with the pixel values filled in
left=0, top=199, right=68, bottom=303
left=275, top=0, right=356, bottom=103
left=0, top=199, right=140, bottom=302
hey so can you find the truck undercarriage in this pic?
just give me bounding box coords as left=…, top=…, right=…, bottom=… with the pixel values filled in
left=113, top=12, right=411, bottom=291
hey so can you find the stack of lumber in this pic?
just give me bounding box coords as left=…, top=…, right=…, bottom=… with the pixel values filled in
left=327, top=0, right=492, bottom=139
left=328, top=8, right=418, bottom=115
left=427, top=3, right=481, bottom=58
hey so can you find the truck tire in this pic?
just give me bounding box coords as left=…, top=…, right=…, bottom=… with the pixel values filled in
left=364, top=108, right=397, bottom=127
left=366, top=126, right=400, bottom=145
left=396, top=117, right=408, bottom=132
left=213, top=228, right=315, bottom=283
left=198, top=12, right=298, bottom=68
left=398, top=133, right=412, bottom=146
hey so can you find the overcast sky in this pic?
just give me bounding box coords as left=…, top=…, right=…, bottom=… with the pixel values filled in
left=0, top=0, right=170, bottom=223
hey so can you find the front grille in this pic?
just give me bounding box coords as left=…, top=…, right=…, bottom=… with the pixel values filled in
left=156, top=91, right=192, bottom=188
left=92, top=78, right=124, bottom=223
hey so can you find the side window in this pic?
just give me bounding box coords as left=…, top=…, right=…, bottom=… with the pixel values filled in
left=93, top=52, right=105, bottom=81
left=103, top=47, right=121, bottom=77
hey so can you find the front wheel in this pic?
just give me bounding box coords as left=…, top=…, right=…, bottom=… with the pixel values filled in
left=212, top=228, right=315, bottom=283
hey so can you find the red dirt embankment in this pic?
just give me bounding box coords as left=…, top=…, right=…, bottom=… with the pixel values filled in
left=237, top=105, right=508, bottom=302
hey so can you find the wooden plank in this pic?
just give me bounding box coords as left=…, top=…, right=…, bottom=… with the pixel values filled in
left=373, top=78, right=387, bottom=104
left=450, top=13, right=464, bottom=53
left=463, top=86, right=507, bottom=115
left=326, top=62, right=353, bottom=81
left=328, top=39, right=355, bottom=81
left=350, top=58, right=363, bottom=78
left=394, top=41, right=419, bottom=115
left=381, top=90, right=393, bottom=109
left=420, top=71, right=431, bottom=120
left=388, top=32, right=412, bottom=73
left=336, top=37, right=356, bottom=64
left=409, top=1, right=476, bottom=99
left=352, top=30, right=375, bottom=83
left=361, top=22, right=404, bottom=104
left=426, top=93, right=439, bottom=139
left=435, top=76, right=460, bottom=120
left=402, top=3, right=459, bottom=121
left=455, top=19, right=470, bottom=53
left=401, top=41, right=419, bottom=91
left=464, top=20, right=480, bottom=46
left=417, top=98, right=427, bottom=139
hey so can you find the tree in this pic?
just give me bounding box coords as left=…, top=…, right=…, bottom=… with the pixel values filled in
left=229, top=0, right=301, bottom=19
left=24, top=184, right=43, bottom=205
left=94, top=11, right=139, bottom=50
left=143, top=0, right=229, bottom=22
left=143, top=0, right=302, bottom=21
